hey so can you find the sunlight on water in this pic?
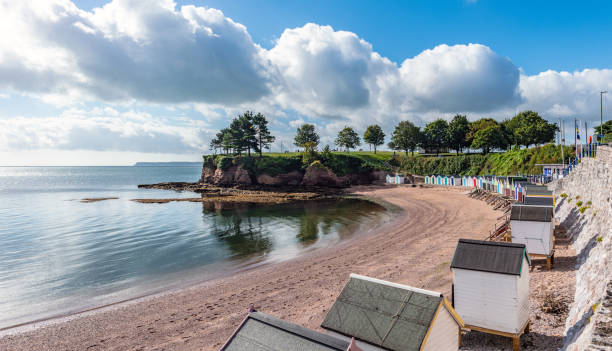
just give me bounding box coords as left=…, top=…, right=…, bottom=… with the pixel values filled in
left=0, top=166, right=389, bottom=328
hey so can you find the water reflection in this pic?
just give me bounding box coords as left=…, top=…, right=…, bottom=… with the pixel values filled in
left=204, top=198, right=388, bottom=257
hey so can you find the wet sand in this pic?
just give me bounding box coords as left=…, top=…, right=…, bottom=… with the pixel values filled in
left=0, top=186, right=574, bottom=350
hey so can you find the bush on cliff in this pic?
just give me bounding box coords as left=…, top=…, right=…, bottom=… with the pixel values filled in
left=254, top=156, right=302, bottom=176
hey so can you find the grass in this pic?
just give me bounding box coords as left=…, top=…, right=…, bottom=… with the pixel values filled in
left=579, top=206, right=588, bottom=213
left=596, top=236, right=603, bottom=243
left=560, top=193, right=568, bottom=198
left=576, top=200, right=583, bottom=207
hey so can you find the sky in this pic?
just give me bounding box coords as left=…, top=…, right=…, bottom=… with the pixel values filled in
left=1, top=0, right=611, bottom=165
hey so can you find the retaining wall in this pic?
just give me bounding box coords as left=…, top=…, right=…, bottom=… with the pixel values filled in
left=554, top=146, right=612, bottom=350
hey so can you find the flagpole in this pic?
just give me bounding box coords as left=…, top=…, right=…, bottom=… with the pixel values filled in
left=575, top=118, right=578, bottom=158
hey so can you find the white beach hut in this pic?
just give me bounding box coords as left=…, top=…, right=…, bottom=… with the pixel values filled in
left=510, top=205, right=555, bottom=269
left=322, top=274, right=464, bottom=351
left=451, top=239, right=530, bottom=351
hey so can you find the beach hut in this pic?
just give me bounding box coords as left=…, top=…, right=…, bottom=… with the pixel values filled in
left=437, top=175, right=443, bottom=185
left=450, top=239, right=530, bottom=351
left=322, top=274, right=464, bottom=351
left=523, top=196, right=554, bottom=207
left=395, top=174, right=405, bottom=184
left=222, top=307, right=361, bottom=351
left=425, top=176, right=431, bottom=184
left=510, top=205, right=555, bottom=269
left=462, top=176, right=468, bottom=187
left=452, top=176, right=461, bottom=186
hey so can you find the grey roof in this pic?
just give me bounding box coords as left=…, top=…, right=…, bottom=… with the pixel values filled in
left=451, top=239, right=529, bottom=276
left=222, top=311, right=350, bottom=351
left=524, top=187, right=553, bottom=196
left=523, top=197, right=554, bottom=206
left=321, top=274, right=442, bottom=351
left=510, top=205, right=553, bottom=222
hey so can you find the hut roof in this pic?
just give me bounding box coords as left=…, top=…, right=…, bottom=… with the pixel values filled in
left=523, top=197, right=554, bottom=206
left=510, top=205, right=553, bottom=222
left=451, top=239, right=529, bottom=276
left=321, top=274, right=449, bottom=351
left=222, top=310, right=350, bottom=351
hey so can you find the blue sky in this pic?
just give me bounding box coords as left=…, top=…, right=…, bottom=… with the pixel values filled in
left=0, top=0, right=611, bottom=165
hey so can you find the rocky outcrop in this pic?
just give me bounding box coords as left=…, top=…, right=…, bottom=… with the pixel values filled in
left=208, top=165, right=252, bottom=186
left=256, top=171, right=303, bottom=186
left=200, top=158, right=390, bottom=187
left=555, top=145, right=612, bottom=350
left=301, top=162, right=349, bottom=187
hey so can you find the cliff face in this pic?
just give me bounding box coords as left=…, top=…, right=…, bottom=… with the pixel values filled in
left=555, top=146, right=612, bottom=350
left=200, top=161, right=387, bottom=187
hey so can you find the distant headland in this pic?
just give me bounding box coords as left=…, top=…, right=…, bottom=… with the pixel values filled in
left=133, top=162, right=201, bottom=167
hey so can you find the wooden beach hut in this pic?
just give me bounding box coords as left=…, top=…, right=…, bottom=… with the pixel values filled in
left=321, top=274, right=464, bottom=351
left=510, top=205, right=555, bottom=269
left=451, top=239, right=530, bottom=351
left=437, top=175, right=443, bottom=185
left=222, top=307, right=362, bottom=351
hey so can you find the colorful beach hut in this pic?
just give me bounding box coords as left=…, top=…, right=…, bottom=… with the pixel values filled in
left=452, top=176, right=461, bottom=186
left=222, top=307, right=361, bottom=351
left=510, top=205, right=555, bottom=269
left=437, top=175, right=443, bottom=185
left=451, top=239, right=530, bottom=351
left=322, top=274, right=464, bottom=351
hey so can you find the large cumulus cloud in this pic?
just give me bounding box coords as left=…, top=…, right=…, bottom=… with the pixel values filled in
left=519, top=69, right=612, bottom=119
left=0, top=0, right=271, bottom=105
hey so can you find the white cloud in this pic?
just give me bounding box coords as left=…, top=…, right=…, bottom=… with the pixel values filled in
left=0, top=108, right=212, bottom=154
left=518, top=69, right=612, bottom=119
left=0, top=0, right=271, bottom=105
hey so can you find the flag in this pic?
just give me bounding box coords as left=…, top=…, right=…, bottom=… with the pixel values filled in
left=576, top=121, right=580, bottom=140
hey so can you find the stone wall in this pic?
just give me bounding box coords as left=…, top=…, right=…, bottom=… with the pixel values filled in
left=554, top=146, right=612, bottom=350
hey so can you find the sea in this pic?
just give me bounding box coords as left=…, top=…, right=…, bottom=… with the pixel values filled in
left=0, top=166, right=389, bottom=329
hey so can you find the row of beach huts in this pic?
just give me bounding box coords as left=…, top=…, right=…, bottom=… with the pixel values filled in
left=221, top=181, right=557, bottom=351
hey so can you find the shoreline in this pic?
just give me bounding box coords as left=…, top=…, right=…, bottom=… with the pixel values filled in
left=0, top=186, right=575, bottom=350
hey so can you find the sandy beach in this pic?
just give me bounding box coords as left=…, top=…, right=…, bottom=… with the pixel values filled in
left=0, top=186, right=575, bottom=350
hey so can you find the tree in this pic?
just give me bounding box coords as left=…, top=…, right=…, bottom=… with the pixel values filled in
left=252, top=112, right=275, bottom=156
left=391, top=121, right=421, bottom=155
left=595, top=120, right=612, bottom=141
left=447, top=114, right=469, bottom=155
left=335, top=126, right=361, bottom=152
left=294, top=124, right=320, bottom=149
left=471, top=124, right=506, bottom=154
left=466, top=118, right=499, bottom=146
left=422, top=119, right=449, bottom=156
left=505, top=111, right=556, bottom=148
left=237, top=111, right=259, bottom=156
left=363, top=125, right=385, bottom=153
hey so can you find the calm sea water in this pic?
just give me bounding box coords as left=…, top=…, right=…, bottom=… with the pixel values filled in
left=0, top=166, right=389, bottom=329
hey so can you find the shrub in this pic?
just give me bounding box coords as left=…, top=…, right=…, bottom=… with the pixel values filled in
left=560, top=193, right=568, bottom=198
left=254, top=156, right=302, bottom=176
left=568, top=198, right=572, bottom=203
left=541, top=291, right=569, bottom=315
left=575, top=195, right=581, bottom=199
left=216, top=155, right=235, bottom=170
left=576, top=201, right=583, bottom=207
left=596, top=236, right=603, bottom=243
left=579, top=206, right=588, bottom=213
left=587, top=200, right=592, bottom=206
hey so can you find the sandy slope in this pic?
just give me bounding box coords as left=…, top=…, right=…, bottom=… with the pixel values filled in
left=0, top=186, right=573, bottom=350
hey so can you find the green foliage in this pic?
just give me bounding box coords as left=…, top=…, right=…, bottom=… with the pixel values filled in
left=422, top=119, right=449, bottom=155
left=568, top=198, right=572, bottom=203
left=471, top=124, right=506, bottom=154
left=467, top=118, right=499, bottom=146
left=600, top=133, right=612, bottom=144
left=504, top=110, right=557, bottom=148
left=397, top=144, right=573, bottom=176
left=363, top=125, right=385, bottom=153
left=253, top=112, right=275, bottom=156
left=294, top=124, right=320, bottom=148
left=576, top=201, right=583, bottom=207
left=587, top=200, right=592, bottom=206
left=596, top=236, right=602, bottom=243
left=595, top=121, right=612, bottom=141
left=216, top=155, right=235, bottom=170
left=390, top=120, right=421, bottom=155
left=335, top=126, right=361, bottom=152
left=301, top=141, right=319, bottom=167
left=447, top=114, right=470, bottom=154
left=560, top=193, right=568, bottom=198
left=253, top=156, right=302, bottom=176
